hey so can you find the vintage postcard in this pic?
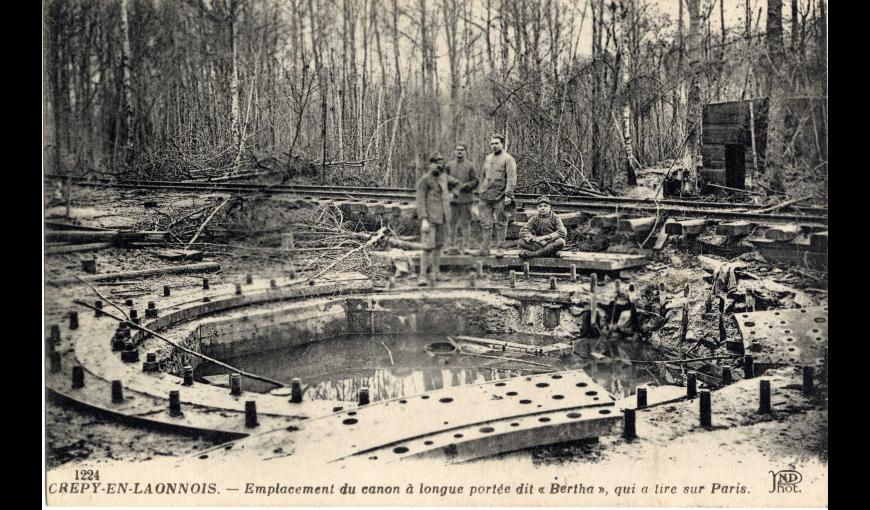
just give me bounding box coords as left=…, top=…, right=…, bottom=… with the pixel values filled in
left=43, top=0, right=827, bottom=506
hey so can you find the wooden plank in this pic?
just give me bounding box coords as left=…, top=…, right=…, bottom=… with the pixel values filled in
left=45, top=242, right=113, bottom=255
left=45, top=221, right=113, bottom=232
left=155, top=249, right=204, bottom=262
left=454, top=335, right=570, bottom=356
left=365, top=201, right=388, bottom=215
left=665, top=219, right=707, bottom=236
left=764, top=224, right=801, bottom=241
left=703, top=102, right=747, bottom=125
left=591, top=213, right=620, bottom=229
left=716, top=221, right=754, bottom=236
left=810, top=231, right=828, bottom=250
left=48, top=262, right=221, bottom=286
left=701, top=144, right=725, bottom=161
left=699, top=168, right=726, bottom=184
left=45, top=230, right=118, bottom=243
left=618, top=217, right=657, bottom=233
left=702, top=124, right=749, bottom=145
left=703, top=99, right=768, bottom=125
left=371, top=249, right=646, bottom=272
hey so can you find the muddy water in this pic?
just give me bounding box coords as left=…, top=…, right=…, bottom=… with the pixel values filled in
left=197, top=334, right=661, bottom=402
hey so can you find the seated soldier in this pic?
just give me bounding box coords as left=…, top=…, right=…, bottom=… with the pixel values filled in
left=518, top=195, right=566, bottom=259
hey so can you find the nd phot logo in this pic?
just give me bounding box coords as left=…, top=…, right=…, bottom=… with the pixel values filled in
left=769, top=470, right=802, bottom=493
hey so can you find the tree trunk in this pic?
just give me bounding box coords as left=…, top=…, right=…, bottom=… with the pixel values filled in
left=228, top=0, right=241, bottom=153
left=321, top=69, right=328, bottom=185
left=682, top=0, right=702, bottom=193
left=120, top=0, right=135, bottom=166
left=763, top=0, right=786, bottom=192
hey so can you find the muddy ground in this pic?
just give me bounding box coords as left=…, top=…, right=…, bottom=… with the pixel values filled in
left=44, top=185, right=828, bottom=470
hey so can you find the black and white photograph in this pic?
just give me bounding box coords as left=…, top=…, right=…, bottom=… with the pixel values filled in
left=43, top=0, right=827, bottom=506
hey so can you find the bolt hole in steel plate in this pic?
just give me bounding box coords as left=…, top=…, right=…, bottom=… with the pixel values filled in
left=576, top=382, right=588, bottom=388
left=495, top=382, right=506, bottom=386
left=480, top=427, right=495, bottom=433
left=538, top=417, right=551, bottom=423
left=510, top=422, right=520, bottom=427
left=552, top=394, right=565, bottom=400
left=506, top=391, right=518, bottom=396
left=598, top=409, right=612, bottom=415
left=550, top=374, right=563, bottom=379
left=736, top=307, right=827, bottom=365
left=342, top=418, right=358, bottom=425
left=393, top=446, right=409, bottom=454
left=519, top=399, right=533, bottom=405
left=439, top=397, right=454, bottom=403
left=536, top=383, right=549, bottom=388
left=566, top=412, right=582, bottom=419
left=424, top=440, right=434, bottom=445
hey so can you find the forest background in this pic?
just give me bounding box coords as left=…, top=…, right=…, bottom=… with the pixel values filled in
left=43, top=0, right=827, bottom=197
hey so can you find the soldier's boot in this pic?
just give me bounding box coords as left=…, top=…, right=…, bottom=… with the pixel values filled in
left=465, top=227, right=476, bottom=253
left=417, top=250, right=431, bottom=286
left=494, top=224, right=508, bottom=250
left=431, top=248, right=443, bottom=283
left=478, top=228, right=493, bottom=257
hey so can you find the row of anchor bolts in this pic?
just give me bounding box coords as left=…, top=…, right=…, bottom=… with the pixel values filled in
left=624, top=366, right=821, bottom=439
left=65, top=365, right=374, bottom=428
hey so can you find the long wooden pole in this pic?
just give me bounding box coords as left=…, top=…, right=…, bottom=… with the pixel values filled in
left=73, top=300, right=287, bottom=388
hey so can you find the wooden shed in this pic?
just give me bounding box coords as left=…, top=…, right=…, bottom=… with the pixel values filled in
left=699, top=98, right=769, bottom=190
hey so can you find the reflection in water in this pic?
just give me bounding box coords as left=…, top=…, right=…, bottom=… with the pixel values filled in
left=197, top=334, right=660, bottom=402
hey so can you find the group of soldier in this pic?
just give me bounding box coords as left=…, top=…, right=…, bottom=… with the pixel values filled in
left=415, top=133, right=567, bottom=286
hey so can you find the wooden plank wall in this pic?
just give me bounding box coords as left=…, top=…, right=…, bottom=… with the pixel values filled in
left=701, top=98, right=769, bottom=172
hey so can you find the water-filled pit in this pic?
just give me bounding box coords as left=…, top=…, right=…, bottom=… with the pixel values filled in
left=184, top=288, right=661, bottom=402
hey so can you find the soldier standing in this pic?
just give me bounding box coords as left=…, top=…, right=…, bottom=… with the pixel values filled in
left=415, top=152, right=461, bottom=286
left=444, top=143, right=479, bottom=254
left=477, top=134, right=517, bottom=256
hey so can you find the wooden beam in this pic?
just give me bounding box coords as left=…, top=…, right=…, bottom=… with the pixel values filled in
left=764, top=224, right=801, bottom=241
left=372, top=249, right=646, bottom=272
left=716, top=221, right=754, bottom=236
left=665, top=219, right=708, bottom=236
left=48, top=262, right=221, bottom=286
left=590, top=213, right=620, bottom=229
left=618, top=217, right=657, bottom=233
left=45, top=230, right=118, bottom=243
left=45, top=242, right=113, bottom=255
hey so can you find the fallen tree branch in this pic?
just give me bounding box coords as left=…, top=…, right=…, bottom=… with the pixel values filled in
left=185, top=198, right=231, bottom=249
left=302, top=227, right=387, bottom=282
left=380, top=342, right=395, bottom=365
left=755, top=195, right=812, bottom=214
left=73, top=275, right=130, bottom=321
left=459, top=351, right=554, bottom=368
